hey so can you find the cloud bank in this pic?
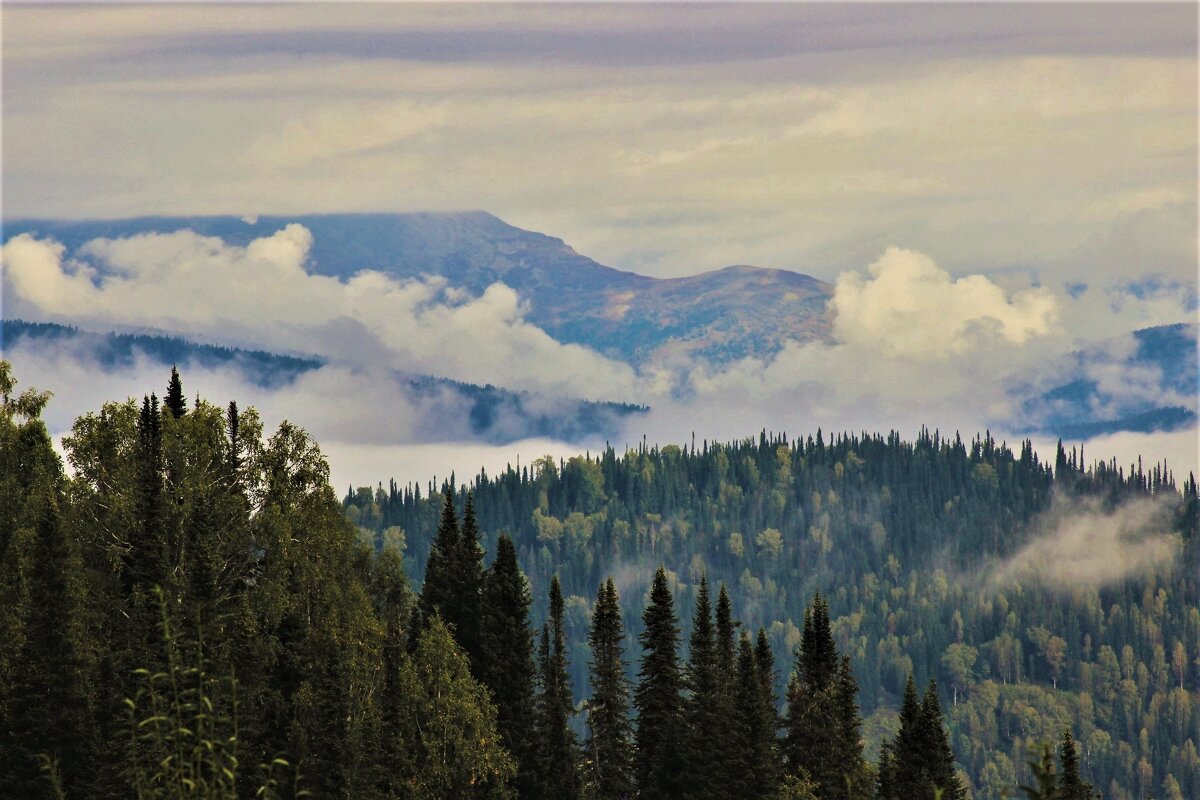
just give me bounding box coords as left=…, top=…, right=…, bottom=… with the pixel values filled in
left=2, top=226, right=639, bottom=401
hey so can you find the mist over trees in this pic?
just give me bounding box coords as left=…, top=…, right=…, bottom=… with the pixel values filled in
left=1, top=364, right=1195, bottom=799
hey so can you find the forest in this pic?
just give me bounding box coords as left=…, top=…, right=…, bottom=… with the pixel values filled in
left=1, top=364, right=1195, bottom=799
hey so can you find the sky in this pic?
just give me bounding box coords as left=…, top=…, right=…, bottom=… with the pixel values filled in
left=1, top=3, right=1197, bottom=489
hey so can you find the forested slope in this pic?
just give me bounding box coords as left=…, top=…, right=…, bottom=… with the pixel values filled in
left=349, top=430, right=1200, bottom=799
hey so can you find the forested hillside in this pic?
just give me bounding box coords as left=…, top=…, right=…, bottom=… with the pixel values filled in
left=348, top=429, right=1199, bottom=799
left=1, top=363, right=1195, bottom=799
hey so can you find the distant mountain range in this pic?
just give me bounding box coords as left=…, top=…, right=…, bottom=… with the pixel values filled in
left=2, top=212, right=833, bottom=364
left=4, top=213, right=1195, bottom=441
left=1, top=320, right=645, bottom=444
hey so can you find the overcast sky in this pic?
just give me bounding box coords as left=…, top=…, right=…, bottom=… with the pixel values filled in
left=3, top=3, right=1196, bottom=282
left=2, top=3, right=1197, bottom=488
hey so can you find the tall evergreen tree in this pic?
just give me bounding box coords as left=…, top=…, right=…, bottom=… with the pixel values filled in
left=584, top=578, right=635, bottom=800
left=715, top=583, right=736, bottom=680
left=164, top=365, right=187, bottom=419
left=1058, top=728, right=1097, bottom=800
left=918, top=679, right=964, bottom=800
left=419, top=488, right=460, bottom=628
left=454, top=492, right=486, bottom=674
left=480, top=534, right=539, bottom=798
left=634, top=566, right=685, bottom=800
left=683, top=576, right=725, bottom=800
left=734, top=631, right=781, bottom=799
left=537, top=576, right=580, bottom=800
left=785, top=593, right=865, bottom=799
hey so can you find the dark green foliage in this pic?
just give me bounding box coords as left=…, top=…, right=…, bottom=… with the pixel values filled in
left=419, top=488, right=461, bottom=632
left=682, top=576, right=735, bottom=800
left=634, top=567, right=685, bottom=800
left=1057, top=729, right=1097, bottom=800
left=880, top=677, right=964, bottom=800
left=164, top=365, right=187, bottom=419
left=481, top=535, right=539, bottom=797
left=734, top=631, right=782, bottom=799
left=785, top=593, right=867, bottom=800
left=536, top=576, right=580, bottom=800
left=584, top=578, right=635, bottom=800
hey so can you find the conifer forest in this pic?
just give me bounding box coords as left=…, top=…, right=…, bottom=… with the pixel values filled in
left=1, top=364, right=1196, bottom=800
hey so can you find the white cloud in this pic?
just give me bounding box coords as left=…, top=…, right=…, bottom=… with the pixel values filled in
left=1, top=227, right=640, bottom=401
left=831, top=247, right=1059, bottom=358
left=990, top=495, right=1183, bottom=590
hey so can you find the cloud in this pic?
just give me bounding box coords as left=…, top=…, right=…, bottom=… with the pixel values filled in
left=3, top=5, right=1193, bottom=285
left=831, top=247, right=1059, bottom=358
left=1, top=227, right=640, bottom=401
left=989, top=495, right=1183, bottom=590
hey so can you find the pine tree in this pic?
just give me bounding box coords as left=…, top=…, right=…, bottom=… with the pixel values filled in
left=165, top=364, right=187, bottom=418
left=683, top=576, right=724, bottom=800
left=537, top=576, right=580, bottom=799
left=0, top=470, right=97, bottom=798
left=785, top=593, right=864, bottom=799
left=419, top=488, right=460, bottom=629
left=634, top=566, right=685, bottom=800
left=1058, top=728, right=1097, bottom=800
left=734, top=631, right=781, bottom=799
left=715, top=583, right=736, bottom=681
left=886, top=674, right=925, bottom=800
left=918, top=679, right=964, bottom=800
left=454, top=491, right=486, bottom=674
left=584, top=578, right=635, bottom=800
left=480, top=534, right=539, bottom=798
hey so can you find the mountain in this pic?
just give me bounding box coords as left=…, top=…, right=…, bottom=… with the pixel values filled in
left=2, top=212, right=834, bottom=364
left=1, top=319, right=645, bottom=444
left=1021, top=322, right=1197, bottom=439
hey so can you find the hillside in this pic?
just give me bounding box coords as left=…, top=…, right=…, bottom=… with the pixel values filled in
left=3, top=213, right=834, bottom=364
left=347, top=431, right=1200, bottom=800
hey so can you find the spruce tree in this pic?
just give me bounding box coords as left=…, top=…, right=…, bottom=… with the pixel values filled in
left=785, top=593, right=864, bottom=799
left=480, top=534, right=539, bottom=798
left=454, top=492, right=486, bottom=674
left=0, top=474, right=97, bottom=798
left=1058, top=728, right=1097, bottom=800
left=683, top=576, right=724, bottom=800
left=634, top=566, right=685, bottom=800
left=537, top=576, right=580, bottom=799
left=584, top=578, right=635, bottom=800
left=419, top=488, right=460, bottom=629
left=165, top=365, right=187, bottom=418
left=886, top=674, right=925, bottom=800
left=734, top=631, right=781, bottom=799
left=918, top=679, right=964, bottom=800
left=715, top=583, right=736, bottom=680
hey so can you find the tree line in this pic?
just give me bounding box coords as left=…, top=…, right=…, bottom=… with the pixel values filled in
left=1, top=364, right=1178, bottom=798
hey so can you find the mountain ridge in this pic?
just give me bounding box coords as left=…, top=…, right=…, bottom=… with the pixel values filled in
left=3, top=211, right=835, bottom=364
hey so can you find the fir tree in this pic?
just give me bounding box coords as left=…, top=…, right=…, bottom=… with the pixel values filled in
left=165, top=364, right=187, bottom=418
left=480, top=534, right=539, bottom=798
left=918, top=679, right=964, bottom=800
left=785, top=593, right=864, bottom=799
left=683, top=576, right=725, bottom=800
left=715, top=583, right=736, bottom=680
left=1058, top=728, right=1097, bottom=800
left=634, top=566, right=685, bottom=800
left=419, top=487, right=460, bottom=629
left=455, top=491, right=486, bottom=674
left=734, top=631, right=781, bottom=799
left=584, top=578, right=635, bottom=800
left=537, top=576, right=580, bottom=799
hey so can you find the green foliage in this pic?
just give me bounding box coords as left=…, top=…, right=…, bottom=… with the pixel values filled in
left=584, top=578, right=634, bottom=800
left=634, top=567, right=685, bottom=800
